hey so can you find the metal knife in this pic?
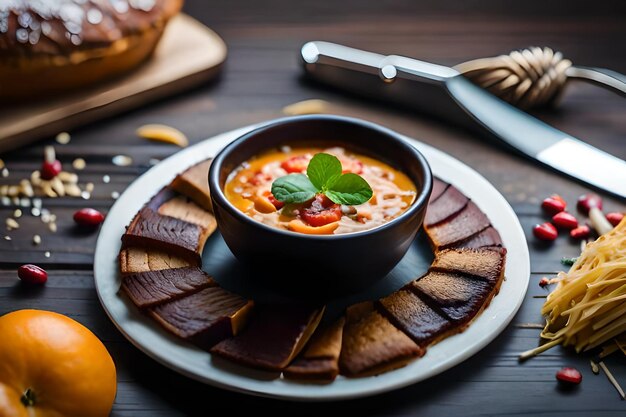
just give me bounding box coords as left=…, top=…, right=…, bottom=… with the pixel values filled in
left=300, top=41, right=626, bottom=199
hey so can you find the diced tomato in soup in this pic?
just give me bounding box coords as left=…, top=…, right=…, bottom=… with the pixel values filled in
left=301, top=195, right=342, bottom=227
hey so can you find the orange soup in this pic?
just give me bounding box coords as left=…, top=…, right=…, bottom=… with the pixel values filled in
left=224, top=147, right=417, bottom=234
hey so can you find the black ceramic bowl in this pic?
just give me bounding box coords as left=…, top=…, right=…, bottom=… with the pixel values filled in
left=208, top=115, right=432, bottom=296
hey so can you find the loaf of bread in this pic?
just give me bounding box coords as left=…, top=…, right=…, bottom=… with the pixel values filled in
left=0, top=0, right=183, bottom=100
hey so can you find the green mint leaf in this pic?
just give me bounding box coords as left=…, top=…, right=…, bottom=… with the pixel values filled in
left=271, top=174, right=317, bottom=203
left=307, top=153, right=342, bottom=191
left=325, top=173, right=373, bottom=205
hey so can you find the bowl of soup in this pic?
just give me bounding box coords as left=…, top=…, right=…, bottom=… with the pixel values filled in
left=208, top=115, right=432, bottom=295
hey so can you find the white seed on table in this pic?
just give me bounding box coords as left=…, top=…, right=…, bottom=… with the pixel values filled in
left=58, top=172, right=78, bottom=183
left=81, top=191, right=91, bottom=200
left=55, top=132, right=71, bottom=144
left=1, top=168, right=8, bottom=178
left=72, top=158, right=86, bottom=170
left=11, top=197, right=19, bottom=206
left=112, top=155, right=132, bottom=167
left=65, top=184, right=81, bottom=197
left=32, top=198, right=42, bottom=209
left=102, top=175, right=110, bottom=183
left=111, top=191, right=120, bottom=199
left=44, top=251, right=51, bottom=258
left=85, top=182, right=94, bottom=192
left=48, top=222, right=57, bottom=233
left=13, top=209, right=22, bottom=218
left=32, top=234, right=41, bottom=245
left=50, top=177, right=65, bottom=196
left=1, top=196, right=10, bottom=206
left=31, top=207, right=41, bottom=217
left=4, top=235, right=11, bottom=241
left=6, top=218, right=19, bottom=230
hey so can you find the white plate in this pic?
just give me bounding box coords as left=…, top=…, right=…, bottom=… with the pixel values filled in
left=94, top=120, right=529, bottom=401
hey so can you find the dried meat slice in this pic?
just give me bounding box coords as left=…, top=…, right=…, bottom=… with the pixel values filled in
left=430, top=248, right=506, bottom=286
left=121, top=267, right=215, bottom=308
left=151, top=287, right=253, bottom=350
left=284, top=317, right=345, bottom=381
left=119, top=246, right=196, bottom=275
left=429, top=178, right=449, bottom=203
left=450, top=226, right=503, bottom=250
left=425, top=201, right=490, bottom=249
left=378, top=290, right=453, bottom=348
left=170, top=159, right=213, bottom=211
left=424, top=186, right=469, bottom=227
left=410, top=271, right=493, bottom=328
left=339, top=302, right=422, bottom=377
left=211, top=304, right=325, bottom=371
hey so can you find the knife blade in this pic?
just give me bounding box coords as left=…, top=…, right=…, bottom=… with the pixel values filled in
left=300, top=41, right=626, bottom=199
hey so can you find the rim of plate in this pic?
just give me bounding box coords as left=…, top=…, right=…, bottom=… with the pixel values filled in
left=94, top=120, right=529, bottom=401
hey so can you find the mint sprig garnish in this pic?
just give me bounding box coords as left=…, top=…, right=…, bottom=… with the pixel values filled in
left=271, top=153, right=373, bottom=206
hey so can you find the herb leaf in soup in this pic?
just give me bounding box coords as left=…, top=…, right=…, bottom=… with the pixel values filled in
left=271, top=174, right=317, bottom=203
left=326, top=173, right=373, bottom=205
left=307, top=153, right=342, bottom=191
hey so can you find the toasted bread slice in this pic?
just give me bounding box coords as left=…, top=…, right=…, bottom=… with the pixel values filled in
left=426, top=201, right=490, bottom=249
left=425, top=186, right=469, bottom=227
left=170, top=159, right=213, bottom=211
left=119, top=246, right=196, bottom=275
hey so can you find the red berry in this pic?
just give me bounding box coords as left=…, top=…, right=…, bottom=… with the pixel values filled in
left=556, top=367, right=582, bottom=385
left=552, top=212, right=578, bottom=230
left=606, top=212, right=624, bottom=227
left=577, top=194, right=602, bottom=215
left=570, top=225, right=591, bottom=240
left=541, top=195, right=566, bottom=214
left=73, top=208, right=105, bottom=227
left=17, top=264, right=48, bottom=285
left=41, top=160, right=62, bottom=180
left=539, top=277, right=550, bottom=287
left=533, top=222, right=558, bottom=241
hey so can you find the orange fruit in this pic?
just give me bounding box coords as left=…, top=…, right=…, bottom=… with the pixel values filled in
left=0, top=310, right=116, bottom=417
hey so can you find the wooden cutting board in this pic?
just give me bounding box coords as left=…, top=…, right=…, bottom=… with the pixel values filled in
left=0, top=14, right=227, bottom=153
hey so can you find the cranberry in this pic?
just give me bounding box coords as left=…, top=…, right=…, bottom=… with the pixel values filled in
left=541, top=195, right=566, bottom=214
left=533, top=222, right=558, bottom=241
left=577, top=194, right=603, bottom=215
left=41, top=159, right=62, bottom=180
left=539, top=277, right=550, bottom=287
left=17, top=264, right=48, bottom=285
left=552, top=212, right=578, bottom=230
left=570, top=225, right=591, bottom=240
left=73, top=208, right=105, bottom=227
left=556, top=367, right=582, bottom=385
left=606, top=212, right=624, bottom=227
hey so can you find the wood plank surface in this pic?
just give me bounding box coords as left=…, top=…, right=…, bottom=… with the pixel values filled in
left=1, top=1, right=625, bottom=415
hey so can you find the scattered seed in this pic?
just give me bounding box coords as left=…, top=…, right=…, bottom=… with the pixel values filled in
left=1, top=197, right=10, bottom=206
left=599, top=361, right=625, bottom=400
left=44, top=251, right=51, bottom=258
left=137, top=124, right=189, bottom=147
left=112, top=155, right=132, bottom=167
left=0, top=185, right=7, bottom=196
left=4, top=235, right=11, bottom=241
left=55, top=132, right=71, bottom=144
left=32, top=198, right=42, bottom=209
left=58, top=172, right=78, bottom=183
left=32, top=234, right=41, bottom=245
left=31, top=207, right=40, bottom=216
left=48, top=222, right=57, bottom=233
left=149, top=158, right=160, bottom=166
left=85, top=182, right=94, bottom=192
left=111, top=191, right=120, bottom=199
left=20, top=180, right=34, bottom=197
left=42, top=183, right=57, bottom=197
left=282, top=99, right=330, bottom=115
left=81, top=191, right=91, bottom=200
left=6, top=218, right=19, bottom=230
left=13, top=209, right=22, bottom=218
left=555, top=367, right=582, bottom=385
left=50, top=177, right=65, bottom=196
left=590, top=359, right=600, bottom=375
left=11, top=197, right=18, bottom=206
left=72, top=158, right=86, bottom=170
left=31, top=170, right=41, bottom=186
left=2, top=167, right=9, bottom=178
left=102, top=175, right=111, bottom=183
left=7, top=185, right=19, bottom=196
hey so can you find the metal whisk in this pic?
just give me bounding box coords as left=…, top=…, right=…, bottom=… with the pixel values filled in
left=455, top=46, right=626, bottom=109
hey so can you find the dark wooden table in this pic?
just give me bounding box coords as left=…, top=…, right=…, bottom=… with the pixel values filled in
left=2, top=1, right=625, bottom=415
